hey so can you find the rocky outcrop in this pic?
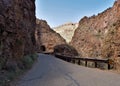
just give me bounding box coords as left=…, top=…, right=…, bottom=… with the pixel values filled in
left=101, top=20, right=120, bottom=71
left=53, top=23, right=78, bottom=43
left=36, top=19, right=66, bottom=52
left=54, top=44, right=78, bottom=56
left=0, top=0, right=36, bottom=70
left=101, top=21, right=120, bottom=58
left=71, top=0, right=120, bottom=58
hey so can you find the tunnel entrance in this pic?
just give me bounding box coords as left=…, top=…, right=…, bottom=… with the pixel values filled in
left=40, top=45, right=46, bottom=52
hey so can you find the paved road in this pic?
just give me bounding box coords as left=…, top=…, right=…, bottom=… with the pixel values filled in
left=15, top=54, right=120, bottom=86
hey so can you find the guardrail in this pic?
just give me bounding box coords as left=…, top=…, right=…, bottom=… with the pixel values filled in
left=55, top=54, right=111, bottom=70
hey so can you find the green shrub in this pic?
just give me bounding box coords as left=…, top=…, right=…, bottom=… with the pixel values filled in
left=0, top=57, right=6, bottom=70
left=30, top=54, right=38, bottom=61
left=16, top=39, right=23, bottom=45
left=0, top=41, right=3, bottom=51
left=21, top=53, right=38, bottom=69
left=0, top=53, right=38, bottom=86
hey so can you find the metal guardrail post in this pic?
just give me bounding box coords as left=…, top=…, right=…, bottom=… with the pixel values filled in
left=85, top=61, right=87, bottom=67
left=78, top=60, right=81, bottom=65
left=108, top=64, right=110, bottom=70
left=107, top=59, right=111, bottom=70
left=95, top=62, right=97, bottom=68
left=73, top=59, right=75, bottom=64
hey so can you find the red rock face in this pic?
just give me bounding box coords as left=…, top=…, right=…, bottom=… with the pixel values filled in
left=101, top=20, right=120, bottom=71
left=71, top=0, right=120, bottom=58
left=102, top=21, right=120, bottom=57
left=0, top=0, right=36, bottom=69
left=36, top=19, right=66, bottom=52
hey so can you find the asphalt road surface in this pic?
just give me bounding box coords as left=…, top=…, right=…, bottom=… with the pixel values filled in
left=15, top=54, right=120, bottom=86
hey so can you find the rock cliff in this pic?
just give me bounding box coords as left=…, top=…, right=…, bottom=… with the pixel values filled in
left=36, top=19, right=66, bottom=52
left=71, top=0, right=120, bottom=58
left=53, top=23, right=78, bottom=43
left=101, top=20, right=120, bottom=70
left=0, top=0, right=36, bottom=70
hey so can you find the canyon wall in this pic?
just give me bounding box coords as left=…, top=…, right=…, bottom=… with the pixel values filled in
left=0, top=0, right=36, bottom=69
left=36, top=19, right=66, bottom=52
left=71, top=0, right=120, bottom=58
left=53, top=23, right=78, bottom=43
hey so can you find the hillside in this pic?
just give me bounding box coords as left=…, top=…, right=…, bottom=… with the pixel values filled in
left=36, top=19, right=66, bottom=52
left=71, top=0, right=120, bottom=59
left=53, top=23, right=78, bottom=43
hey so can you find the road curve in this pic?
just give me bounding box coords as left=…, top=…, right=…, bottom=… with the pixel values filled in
left=15, top=54, right=120, bottom=86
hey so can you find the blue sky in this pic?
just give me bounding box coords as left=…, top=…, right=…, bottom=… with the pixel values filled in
left=35, top=0, right=115, bottom=27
